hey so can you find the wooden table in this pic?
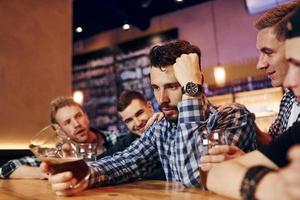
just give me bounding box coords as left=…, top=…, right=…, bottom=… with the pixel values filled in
left=0, top=179, right=232, bottom=200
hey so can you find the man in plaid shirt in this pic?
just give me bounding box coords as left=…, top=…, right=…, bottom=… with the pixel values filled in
left=0, top=97, right=123, bottom=179
left=200, top=1, right=300, bottom=173
left=255, top=2, right=300, bottom=142
left=43, top=40, right=257, bottom=196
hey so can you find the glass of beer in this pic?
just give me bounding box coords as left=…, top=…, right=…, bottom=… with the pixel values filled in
left=29, top=125, right=90, bottom=187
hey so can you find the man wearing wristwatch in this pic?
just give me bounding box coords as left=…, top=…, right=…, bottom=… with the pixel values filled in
left=42, top=40, right=257, bottom=196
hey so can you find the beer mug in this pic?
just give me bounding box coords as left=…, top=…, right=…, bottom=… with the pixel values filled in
left=29, top=124, right=90, bottom=187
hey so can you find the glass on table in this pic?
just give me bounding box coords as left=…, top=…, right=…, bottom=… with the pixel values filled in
left=29, top=124, right=90, bottom=187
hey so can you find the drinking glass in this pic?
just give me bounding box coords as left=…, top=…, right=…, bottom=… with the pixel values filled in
left=29, top=124, right=90, bottom=187
left=76, top=142, right=97, bottom=161
left=199, top=130, right=225, bottom=190
left=199, top=131, right=209, bottom=190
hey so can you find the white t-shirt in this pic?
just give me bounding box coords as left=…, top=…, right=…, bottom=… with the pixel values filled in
left=287, top=101, right=300, bottom=129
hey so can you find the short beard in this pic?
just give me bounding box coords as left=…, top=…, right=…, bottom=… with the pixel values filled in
left=159, top=103, right=178, bottom=122
left=164, top=115, right=178, bottom=123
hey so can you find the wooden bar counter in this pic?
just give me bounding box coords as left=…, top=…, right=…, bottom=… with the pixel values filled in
left=0, top=179, right=232, bottom=200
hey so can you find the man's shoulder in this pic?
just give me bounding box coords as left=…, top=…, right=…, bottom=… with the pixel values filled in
left=280, top=90, right=295, bottom=104
left=216, top=102, right=250, bottom=115
left=143, top=118, right=170, bottom=136
left=117, top=134, right=139, bottom=142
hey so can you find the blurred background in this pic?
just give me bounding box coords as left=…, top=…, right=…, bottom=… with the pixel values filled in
left=0, top=0, right=291, bottom=153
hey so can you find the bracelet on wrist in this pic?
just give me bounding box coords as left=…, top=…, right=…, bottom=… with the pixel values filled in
left=240, top=165, right=275, bottom=200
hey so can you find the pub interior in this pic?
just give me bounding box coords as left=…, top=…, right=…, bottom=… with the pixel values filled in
left=1, top=0, right=299, bottom=199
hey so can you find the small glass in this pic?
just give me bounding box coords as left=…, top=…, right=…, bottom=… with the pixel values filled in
left=29, top=124, right=90, bottom=187
left=76, top=142, right=97, bottom=162
left=199, top=131, right=225, bottom=190
left=199, top=131, right=209, bottom=190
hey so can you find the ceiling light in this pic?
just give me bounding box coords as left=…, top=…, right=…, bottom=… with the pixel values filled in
left=211, top=1, right=225, bottom=87
left=75, top=26, right=83, bottom=33
left=214, top=66, right=226, bottom=87
left=175, top=0, right=184, bottom=2
left=122, top=23, right=130, bottom=30
left=141, top=0, right=152, bottom=8
left=151, top=36, right=162, bottom=45
left=73, top=90, right=84, bottom=105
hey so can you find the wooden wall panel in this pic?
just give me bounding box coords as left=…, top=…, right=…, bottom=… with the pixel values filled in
left=0, top=0, right=72, bottom=149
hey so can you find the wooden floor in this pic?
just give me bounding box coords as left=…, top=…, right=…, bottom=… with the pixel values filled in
left=0, top=179, right=232, bottom=200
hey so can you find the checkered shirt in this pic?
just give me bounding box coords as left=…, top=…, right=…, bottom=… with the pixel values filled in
left=88, top=95, right=257, bottom=188
left=269, top=90, right=300, bottom=138
left=0, top=156, right=40, bottom=179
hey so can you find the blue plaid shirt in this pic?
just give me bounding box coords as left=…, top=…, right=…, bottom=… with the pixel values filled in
left=88, top=96, right=257, bottom=187
left=0, top=156, right=40, bottom=178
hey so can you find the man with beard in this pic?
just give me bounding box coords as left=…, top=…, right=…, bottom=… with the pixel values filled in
left=42, top=40, right=257, bottom=196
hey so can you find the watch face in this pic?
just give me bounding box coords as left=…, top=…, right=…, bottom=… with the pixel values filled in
left=186, top=82, right=199, bottom=96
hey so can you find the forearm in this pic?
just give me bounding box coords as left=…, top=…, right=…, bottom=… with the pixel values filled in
left=255, top=172, right=284, bottom=200
left=207, top=164, right=281, bottom=200
left=175, top=96, right=210, bottom=187
left=88, top=134, right=159, bottom=187
left=207, top=161, right=246, bottom=199
left=0, top=156, right=40, bottom=179
left=89, top=155, right=139, bottom=186
left=9, top=166, right=46, bottom=179
left=207, top=151, right=278, bottom=199
left=175, top=123, right=202, bottom=186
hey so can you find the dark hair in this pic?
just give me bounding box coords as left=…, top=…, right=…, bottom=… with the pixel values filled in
left=50, top=96, right=83, bottom=124
left=286, top=5, right=300, bottom=39
left=149, top=40, right=201, bottom=70
left=255, top=1, right=299, bottom=41
left=117, top=90, right=147, bottom=112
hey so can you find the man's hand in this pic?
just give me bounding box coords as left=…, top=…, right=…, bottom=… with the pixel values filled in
left=255, top=123, right=272, bottom=145
left=9, top=166, right=49, bottom=179
left=40, top=162, right=88, bottom=196
left=200, top=145, right=245, bottom=172
left=256, top=145, right=300, bottom=200
left=173, top=53, right=203, bottom=87
left=61, top=142, right=78, bottom=157
left=144, top=112, right=164, bottom=131
left=280, top=145, right=300, bottom=199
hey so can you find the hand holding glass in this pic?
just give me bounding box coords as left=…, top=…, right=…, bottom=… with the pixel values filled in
left=29, top=125, right=90, bottom=186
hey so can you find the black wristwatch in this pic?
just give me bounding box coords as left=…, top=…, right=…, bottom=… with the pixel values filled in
left=182, top=82, right=203, bottom=96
